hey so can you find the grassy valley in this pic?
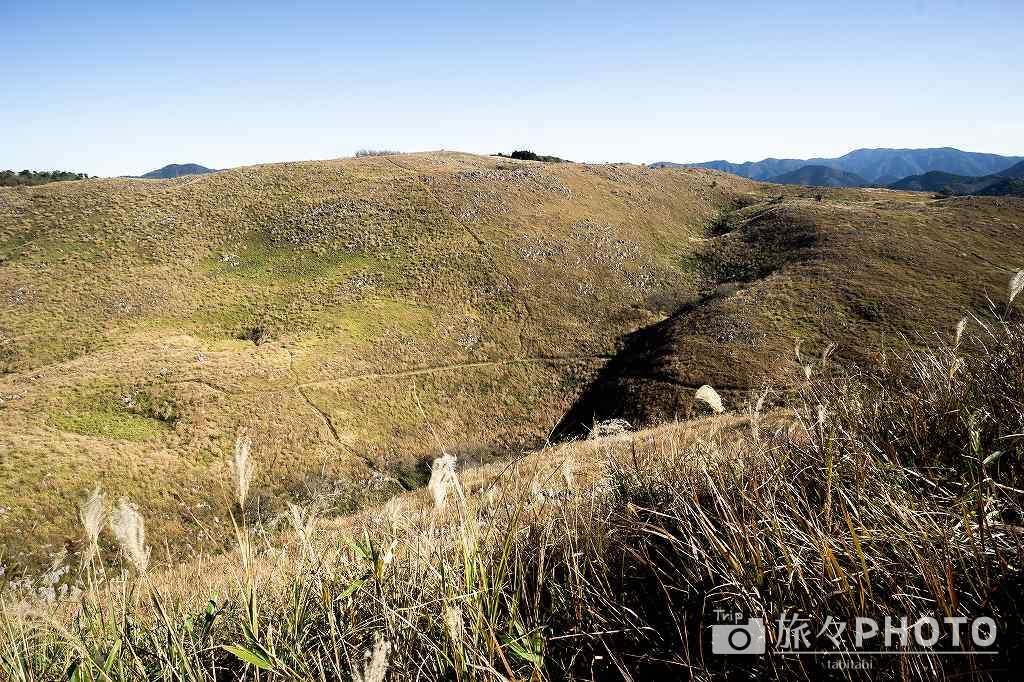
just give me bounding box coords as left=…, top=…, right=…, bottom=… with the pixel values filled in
left=0, top=152, right=743, bottom=566
left=3, top=153, right=1024, bottom=569
left=2, top=152, right=1024, bottom=680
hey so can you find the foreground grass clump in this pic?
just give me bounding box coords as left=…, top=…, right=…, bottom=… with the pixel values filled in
left=2, top=322, right=1024, bottom=680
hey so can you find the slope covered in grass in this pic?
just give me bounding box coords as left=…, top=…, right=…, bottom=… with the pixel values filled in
left=0, top=153, right=743, bottom=565
left=555, top=188, right=1024, bottom=434
left=1, top=152, right=1023, bottom=569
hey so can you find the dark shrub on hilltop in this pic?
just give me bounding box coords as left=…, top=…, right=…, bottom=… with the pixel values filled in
left=497, top=150, right=569, bottom=163
left=0, top=169, right=91, bottom=187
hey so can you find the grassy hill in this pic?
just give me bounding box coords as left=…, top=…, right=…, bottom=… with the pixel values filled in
left=2, top=152, right=1024, bottom=570
left=5, top=317, right=1024, bottom=679
left=556, top=187, right=1024, bottom=434
left=0, top=152, right=741, bottom=566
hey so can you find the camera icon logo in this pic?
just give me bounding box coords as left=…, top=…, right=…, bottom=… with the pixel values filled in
left=711, top=618, right=767, bottom=655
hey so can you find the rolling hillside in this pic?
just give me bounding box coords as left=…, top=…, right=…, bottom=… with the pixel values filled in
left=767, top=164, right=868, bottom=187
left=0, top=152, right=742, bottom=565
left=2, top=152, right=1024, bottom=568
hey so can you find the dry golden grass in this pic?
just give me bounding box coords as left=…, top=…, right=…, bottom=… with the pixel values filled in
left=4, top=312, right=1022, bottom=680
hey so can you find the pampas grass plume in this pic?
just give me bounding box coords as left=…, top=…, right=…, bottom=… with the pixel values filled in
left=695, top=385, right=725, bottom=414
left=428, top=454, right=458, bottom=511
left=1009, top=270, right=1024, bottom=306
left=110, top=498, right=150, bottom=573
left=79, top=486, right=106, bottom=565
left=955, top=317, right=968, bottom=347
left=353, top=638, right=391, bottom=682
left=232, top=433, right=256, bottom=509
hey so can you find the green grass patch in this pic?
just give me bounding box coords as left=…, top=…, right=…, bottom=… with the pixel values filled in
left=0, top=237, right=104, bottom=264
left=51, top=409, right=170, bottom=441
left=204, top=236, right=373, bottom=282
left=317, top=298, right=434, bottom=341
left=49, top=394, right=172, bottom=442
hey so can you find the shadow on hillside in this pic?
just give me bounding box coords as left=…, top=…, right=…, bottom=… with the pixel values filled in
left=553, top=200, right=820, bottom=439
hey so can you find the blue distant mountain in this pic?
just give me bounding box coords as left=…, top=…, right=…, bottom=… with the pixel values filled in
left=139, top=163, right=217, bottom=179
left=767, top=165, right=868, bottom=188
left=652, top=147, right=1023, bottom=185
left=888, top=166, right=1024, bottom=197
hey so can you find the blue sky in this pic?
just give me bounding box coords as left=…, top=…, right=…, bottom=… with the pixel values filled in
left=2, top=1, right=1022, bottom=176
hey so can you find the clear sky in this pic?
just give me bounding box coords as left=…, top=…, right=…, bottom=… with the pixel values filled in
left=3, top=0, right=1022, bottom=176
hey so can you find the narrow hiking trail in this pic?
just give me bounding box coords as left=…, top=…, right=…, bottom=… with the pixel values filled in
left=292, top=354, right=614, bottom=391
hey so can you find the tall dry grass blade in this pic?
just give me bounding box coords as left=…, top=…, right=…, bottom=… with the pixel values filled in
left=821, top=342, right=837, bottom=367
left=110, top=498, right=150, bottom=573
left=695, top=385, right=725, bottom=414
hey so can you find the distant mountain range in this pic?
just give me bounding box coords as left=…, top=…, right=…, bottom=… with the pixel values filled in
left=767, top=165, right=868, bottom=188
left=996, top=160, right=1024, bottom=179
left=139, top=163, right=216, bottom=179
left=652, top=147, right=1023, bottom=185
left=889, top=161, right=1024, bottom=197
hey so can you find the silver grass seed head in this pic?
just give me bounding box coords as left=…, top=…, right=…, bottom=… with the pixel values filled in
left=232, top=433, right=256, bottom=509
left=79, top=487, right=106, bottom=563
left=353, top=638, right=391, bottom=682
left=695, top=385, right=725, bottom=414
left=110, top=498, right=150, bottom=573
left=1009, top=270, right=1024, bottom=306
left=445, top=604, right=464, bottom=644
left=955, top=317, right=968, bottom=347
left=561, top=457, right=575, bottom=490
left=428, top=454, right=458, bottom=511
